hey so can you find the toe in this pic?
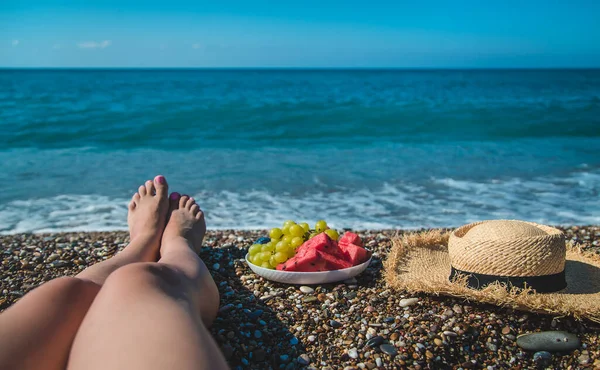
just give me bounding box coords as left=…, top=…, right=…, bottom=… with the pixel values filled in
left=154, top=175, right=168, bottom=198
left=128, top=200, right=136, bottom=211
left=145, top=180, right=155, bottom=196
left=169, top=192, right=181, bottom=210
left=185, top=197, right=195, bottom=209
left=138, top=185, right=147, bottom=196
left=195, top=209, right=204, bottom=220
left=179, top=195, right=189, bottom=209
left=190, top=204, right=199, bottom=215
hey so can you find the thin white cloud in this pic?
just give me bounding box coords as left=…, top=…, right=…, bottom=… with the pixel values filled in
left=12, top=40, right=19, bottom=46
left=192, top=43, right=201, bottom=49
left=77, top=40, right=111, bottom=49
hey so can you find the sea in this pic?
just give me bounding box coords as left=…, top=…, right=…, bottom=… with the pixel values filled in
left=1, top=69, right=599, bottom=234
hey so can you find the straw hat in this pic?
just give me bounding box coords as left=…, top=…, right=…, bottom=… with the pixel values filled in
left=384, top=220, right=600, bottom=322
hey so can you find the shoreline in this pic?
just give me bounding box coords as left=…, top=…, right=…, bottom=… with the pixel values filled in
left=1, top=227, right=599, bottom=369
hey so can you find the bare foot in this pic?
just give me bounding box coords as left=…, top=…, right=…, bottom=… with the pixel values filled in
left=127, top=175, right=170, bottom=258
left=160, top=194, right=206, bottom=255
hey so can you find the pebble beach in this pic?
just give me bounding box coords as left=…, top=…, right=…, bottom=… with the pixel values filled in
left=1, top=226, right=599, bottom=370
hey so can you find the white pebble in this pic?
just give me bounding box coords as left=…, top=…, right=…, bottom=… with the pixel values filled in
left=299, top=286, right=315, bottom=294
left=375, top=357, right=383, bottom=367
left=348, top=348, right=358, bottom=359
left=307, top=335, right=316, bottom=342
left=399, top=298, right=418, bottom=307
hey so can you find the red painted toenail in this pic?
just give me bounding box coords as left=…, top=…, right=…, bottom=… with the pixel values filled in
left=157, top=175, right=166, bottom=184
left=170, top=192, right=180, bottom=200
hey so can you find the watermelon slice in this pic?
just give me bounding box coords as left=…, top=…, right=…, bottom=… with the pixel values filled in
left=339, top=232, right=363, bottom=247
left=317, top=250, right=352, bottom=270
left=276, top=249, right=327, bottom=272
left=296, top=233, right=343, bottom=258
left=338, top=242, right=369, bottom=266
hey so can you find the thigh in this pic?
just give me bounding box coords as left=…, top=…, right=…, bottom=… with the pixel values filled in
left=0, top=277, right=100, bottom=370
left=67, top=263, right=228, bottom=370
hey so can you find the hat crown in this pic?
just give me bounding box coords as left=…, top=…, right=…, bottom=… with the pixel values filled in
left=449, top=220, right=566, bottom=277
left=464, top=220, right=546, bottom=240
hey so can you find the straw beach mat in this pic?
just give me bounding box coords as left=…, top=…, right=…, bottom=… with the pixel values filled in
left=384, top=220, right=600, bottom=322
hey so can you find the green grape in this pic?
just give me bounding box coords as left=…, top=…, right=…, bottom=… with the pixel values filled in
left=281, top=225, right=290, bottom=235
left=282, top=235, right=293, bottom=244
left=290, top=237, right=304, bottom=248
left=315, top=220, right=328, bottom=233
left=299, top=222, right=310, bottom=233
left=253, top=253, right=264, bottom=265
left=249, top=244, right=262, bottom=255
left=269, top=255, right=279, bottom=267
left=260, top=251, right=273, bottom=261
left=283, top=220, right=296, bottom=227
left=285, top=246, right=297, bottom=258
left=270, top=237, right=280, bottom=244
left=269, top=228, right=283, bottom=240
left=273, top=252, right=288, bottom=264
left=324, top=229, right=339, bottom=241
left=261, top=261, right=273, bottom=269
left=309, top=232, right=319, bottom=239
left=262, top=243, right=275, bottom=253
left=289, top=224, right=305, bottom=237
left=276, top=241, right=290, bottom=253
left=247, top=254, right=255, bottom=264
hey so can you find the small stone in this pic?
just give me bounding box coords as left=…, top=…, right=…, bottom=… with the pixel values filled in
left=254, top=330, right=262, bottom=339
left=502, top=326, right=511, bottom=335
left=212, top=263, right=220, bottom=270
left=533, top=351, right=552, bottom=367
left=303, top=296, right=318, bottom=303
left=47, top=253, right=60, bottom=262
left=390, top=332, right=399, bottom=341
left=307, top=335, right=316, bottom=342
left=375, top=357, right=383, bottom=367
left=366, top=336, right=384, bottom=347
left=348, top=348, right=358, bottom=359
left=434, top=338, right=443, bottom=346
left=578, top=350, right=590, bottom=365
left=300, top=286, right=314, bottom=294
left=297, top=354, right=310, bottom=365
left=516, top=331, right=580, bottom=352
left=486, top=343, right=498, bottom=352
left=330, top=320, right=342, bottom=328
left=380, top=344, right=398, bottom=356
left=443, top=331, right=457, bottom=337
left=290, top=337, right=299, bottom=345
left=425, top=350, right=433, bottom=359
left=317, top=293, right=326, bottom=301
left=399, top=298, right=418, bottom=307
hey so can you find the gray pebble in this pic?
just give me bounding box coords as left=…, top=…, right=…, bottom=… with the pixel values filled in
left=297, top=354, right=310, bottom=365
left=516, top=331, right=580, bottom=352
left=533, top=351, right=552, bottom=367
left=380, top=344, right=398, bottom=356
left=486, top=342, right=498, bottom=352
left=375, top=357, right=383, bottom=367
left=300, top=286, right=314, bottom=294
left=348, top=348, right=358, bottom=359
left=330, top=320, right=342, bottom=328
left=366, top=336, right=384, bottom=348
left=399, top=298, right=418, bottom=307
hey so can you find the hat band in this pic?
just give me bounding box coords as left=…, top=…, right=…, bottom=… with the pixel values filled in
left=449, top=267, right=567, bottom=293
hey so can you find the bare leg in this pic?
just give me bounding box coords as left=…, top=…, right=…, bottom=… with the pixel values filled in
left=0, top=176, right=170, bottom=370
left=68, top=194, right=227, bottom=370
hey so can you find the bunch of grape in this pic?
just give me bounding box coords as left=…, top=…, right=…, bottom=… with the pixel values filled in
left=247, top=219, right=340, bottom=269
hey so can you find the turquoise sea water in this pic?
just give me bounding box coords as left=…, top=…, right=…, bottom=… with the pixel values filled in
left=1, top=69, right=599, bottom=233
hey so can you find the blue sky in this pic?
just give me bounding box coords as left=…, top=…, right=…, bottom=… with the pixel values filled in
left=1, top=1, right=599, bottom=67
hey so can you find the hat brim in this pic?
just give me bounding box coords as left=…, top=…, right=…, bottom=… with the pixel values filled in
left=384, top=229, right=600, bottom=322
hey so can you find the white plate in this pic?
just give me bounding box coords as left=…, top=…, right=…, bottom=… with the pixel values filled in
left=245, top=250, right=372, bottom=285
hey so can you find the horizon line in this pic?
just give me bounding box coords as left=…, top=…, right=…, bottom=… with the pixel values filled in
left=2, top=66, right=600, bottom=71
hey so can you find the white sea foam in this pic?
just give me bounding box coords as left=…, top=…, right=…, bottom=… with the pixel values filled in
left=1, top=171, right=599, bottom=235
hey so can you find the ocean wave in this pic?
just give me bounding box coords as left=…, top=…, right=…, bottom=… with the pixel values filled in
left=1, top=172, right=598, bottom=234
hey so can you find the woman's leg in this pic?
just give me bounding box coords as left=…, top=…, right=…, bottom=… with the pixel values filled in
left=0, top=176, right=170, bottom=370
left=68, top=195, right=227, bottom=370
